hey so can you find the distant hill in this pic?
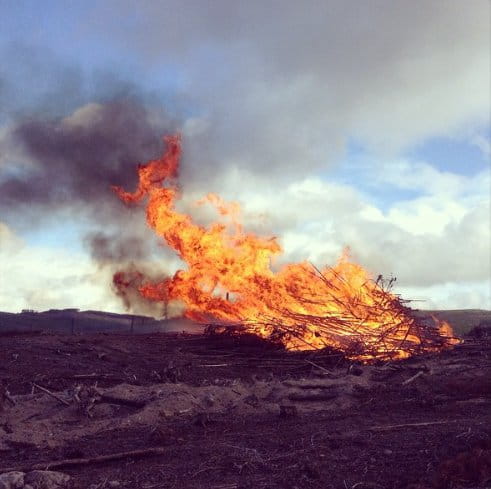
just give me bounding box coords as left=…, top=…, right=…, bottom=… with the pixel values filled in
left=413, top=309, right=491, bottom=336
left=0, top=309, right=203, bottom=335
left=1, top=308, right=489, bottom=337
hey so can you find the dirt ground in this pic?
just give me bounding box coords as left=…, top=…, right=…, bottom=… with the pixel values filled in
left=1, top=329, right=490, bottom=489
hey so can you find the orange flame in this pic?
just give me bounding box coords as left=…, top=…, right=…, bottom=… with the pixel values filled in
left=113, top=135, right=459, bottom=361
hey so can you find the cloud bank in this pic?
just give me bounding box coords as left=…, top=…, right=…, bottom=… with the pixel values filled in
left=86, top=0, right=489, bottom=180
left=0, top=0, right=489, bottom=312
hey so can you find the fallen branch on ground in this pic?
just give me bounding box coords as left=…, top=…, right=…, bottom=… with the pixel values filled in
left=369, top=420, right=456, bottom=431
left=305, top=359, right=333, bottom=375
left=283, top=381, right=339, bottom=390
left=74, top=385, right=146, bottom=415
left=32, top=383, right=70, bottom=406
left=100, top=393, right=147, bottom=408
left=0, top=447, right=167, bottom=473
left=402, top=370, right=425, bottom=385
left=1, top=388, right=16, bottom=406
left=288, top=392, right=338, bottom=402
left=68, top=374, right=122, bottom=380
left=198, top=364, right=231, bottom=367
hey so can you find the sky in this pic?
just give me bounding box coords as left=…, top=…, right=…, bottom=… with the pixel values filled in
left=0, top=0, right=489, bottom=314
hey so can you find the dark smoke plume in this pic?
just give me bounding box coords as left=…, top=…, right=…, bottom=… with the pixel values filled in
left=85, top=231, right=176, bottom=317
left=0, top=98, right=176, bottom=219
left=111, top=262, right=176, bottom=318
left=86, top=231, right=151, bottom=264
left=0, top=90, right=178, bottom=314
left=111, top=263, right=172, bottom=318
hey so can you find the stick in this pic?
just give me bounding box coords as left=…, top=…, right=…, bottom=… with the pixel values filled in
left=32, top=383, right=70, bottom=406
left=369, top=420, right=454, bottom=431
left=69, top=374, right=121, bottom=380
left=1, top=383, right=17, bottom=406
left=288, top=392, right=338, bottom=402
left=402, top=370, right=425, bottom=385
left=198, top=364, right=230, bottom=367
left=0, top=447, right=167, bottom=473
left=283, top=383, right=339, bottom=390
left=4, top=391, right=16, bottom=406
left=305, top=359, right=331, bottom=375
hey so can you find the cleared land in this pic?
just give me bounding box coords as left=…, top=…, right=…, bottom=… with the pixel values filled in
left=0, top=319, right=490, bottom=489
left=1, top=308, right=490, bottom=336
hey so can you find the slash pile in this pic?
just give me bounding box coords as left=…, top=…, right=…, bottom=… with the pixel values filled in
left=113, top=135, right=458, bottom=362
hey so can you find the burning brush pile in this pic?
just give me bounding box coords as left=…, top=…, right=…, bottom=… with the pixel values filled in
left=112, top=135, right=459, bottom=362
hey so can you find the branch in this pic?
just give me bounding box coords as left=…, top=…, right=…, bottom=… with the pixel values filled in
left=32, top=383, right=70, bottom=406
left=0, top=447, right=167, bottom=473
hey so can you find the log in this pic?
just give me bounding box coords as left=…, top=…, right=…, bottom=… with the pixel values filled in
left=288, top=392, right=338, bottom=402
left=100, top=393, right=146, bottom=408
left=69, top=374, right=122, bottom=380
left=283, top=381, right=339, bottom=390
left=198, top=364, right=231, bottom=367
left=369, top=420, right=455, bottom=431
left=0, top=447, right=167, bottom=473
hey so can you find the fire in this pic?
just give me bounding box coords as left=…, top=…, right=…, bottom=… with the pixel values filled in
left=113, top=135, right=459, bottom=361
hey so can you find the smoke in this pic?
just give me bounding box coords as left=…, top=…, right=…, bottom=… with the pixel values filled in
left=86, top=231, right=151, bottom=264
left=85, top=230, right=152, bottom=313
left=111, top=263, right=175, bottom=318
left=0, top=65, right=179, bottom=313
left=85, top=231, right=179, bottom=317
left=0, top=99, right=176, bottom=218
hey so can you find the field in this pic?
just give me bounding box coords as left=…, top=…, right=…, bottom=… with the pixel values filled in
left=0, top=314, right=490, bottom=489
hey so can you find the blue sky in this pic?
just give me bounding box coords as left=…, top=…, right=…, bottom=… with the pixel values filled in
left=410, top=136, right=488, bottom=176
left=0, top=0, right=489, bottom=313
left=327, top=135, right=489, bottom=211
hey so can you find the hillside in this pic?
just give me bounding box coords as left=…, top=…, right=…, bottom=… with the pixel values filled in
left=1, top=308, right=490, bottom=337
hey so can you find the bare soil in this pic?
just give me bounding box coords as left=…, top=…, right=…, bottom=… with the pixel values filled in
left=1, top=330, right=490, bottom=489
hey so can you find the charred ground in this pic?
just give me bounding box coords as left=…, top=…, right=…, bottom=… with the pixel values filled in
left=0, top=326, right=490, bottom=489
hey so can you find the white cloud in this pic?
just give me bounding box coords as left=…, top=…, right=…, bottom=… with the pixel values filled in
left=470, top=134, right=491, bottom=158
left=180, top=155, right=490, bottom=307
left=83, top=0, right=490, bottom=184
left=399, top=281, right=491, bottom=310
left=2, top=147, right=489, bottom=312
left=0, top=222, right=123, bottom=313
left=375, top=159, right=484, bottom=195
left=386, top=197, right=466, bottom=236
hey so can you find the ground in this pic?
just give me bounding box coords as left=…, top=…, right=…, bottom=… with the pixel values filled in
left=0, top=328, right=490, bottom=489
